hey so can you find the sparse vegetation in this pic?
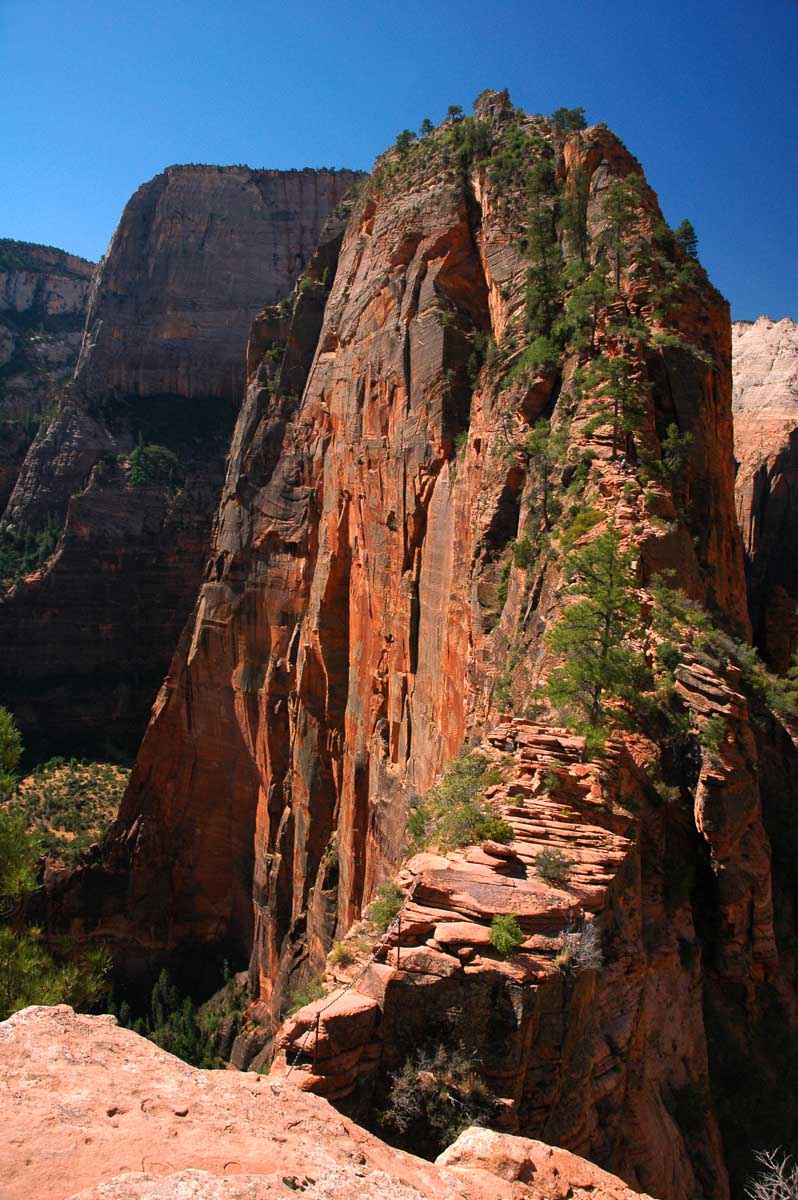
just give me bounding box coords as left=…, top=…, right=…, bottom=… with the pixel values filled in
left=554, top=921, right=603, bottom=974
left=381, top=1044, right=496, bottom=1154
left=285, top=973, right=325, bottom=1015
left=490, top=913, right=524, bottom=956
left=0, top=516, right=61, bottom=586
left=368, top=881, right=404, bottom=931
left=534, top=848, right=575, bottom=886
left=745, top=1149, right=798, bottom=1200
left=328, top=940, right=356, bottom=968
left=407, top=752, right=512, bottom=851
left=13, top=758, right=130, bottom=863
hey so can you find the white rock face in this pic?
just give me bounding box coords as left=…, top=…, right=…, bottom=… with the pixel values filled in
left=732, top=316, right=798, bottom=668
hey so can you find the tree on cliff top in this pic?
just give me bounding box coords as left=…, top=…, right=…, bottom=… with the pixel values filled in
left=551, top=106, right=587, bottom=133
left=674, top=219, right=698, bottom=260
left=545, top=525, right=647, bottom=740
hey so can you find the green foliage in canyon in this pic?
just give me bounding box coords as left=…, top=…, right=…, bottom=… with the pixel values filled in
left=406, top=752, right=512, bottom=851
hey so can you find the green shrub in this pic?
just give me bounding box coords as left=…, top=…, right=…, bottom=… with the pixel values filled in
left=408, top=752, right=511, bottom=852
left=286, top=974, right=325, bottom=1015
left=368, top=881, right=404, bottom=931
left=381, top=1044, right=496, bottom=1154
left=559, top=506, right=603, bottom=551
left=328, top=940, right=356, bottom=967
left=128, top=443, right=180, bottom=487
left=490, top=914, right=524, bottom=956
left=700, top=715, right=726, bottom=753
left=534, top=848, right=575, bottom=885
left=512, top=536, right=535, bottom=569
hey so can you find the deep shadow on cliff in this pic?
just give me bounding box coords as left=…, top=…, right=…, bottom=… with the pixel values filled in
left=0, top=166, right=362, bottom=758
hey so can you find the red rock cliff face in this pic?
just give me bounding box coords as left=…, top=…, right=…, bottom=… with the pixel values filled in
left=732, top=316, right=798, bottom=671
left=74, top=99, right=795, bottom=1197
left=0, top=167, right=361, bottom=756
left=0, top=240, right=94, bottom=511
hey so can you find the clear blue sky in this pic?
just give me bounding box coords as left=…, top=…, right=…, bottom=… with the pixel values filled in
left=2, top=0, right=796, bottom=320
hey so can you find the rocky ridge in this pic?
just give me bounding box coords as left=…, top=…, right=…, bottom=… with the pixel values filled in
left=49, top=97, right=798, bottom=1197
left=732, top=316, right=798, bottom=671
left=0, top=167, right=361, bottom=756
left=0, top=1005, right=655, bottom=1200
left=0, top=239, right=94, bottom=510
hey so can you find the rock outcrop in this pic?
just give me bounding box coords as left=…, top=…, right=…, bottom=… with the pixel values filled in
left=54, top=97, right=797, bottom=1197
left=0, top=239, right=93, bottom=510
left=0, top=167, right=361, bottom=756
left=732, top=316, right=798, bottom=671
left=0, top=1004, right=655, bottom=1200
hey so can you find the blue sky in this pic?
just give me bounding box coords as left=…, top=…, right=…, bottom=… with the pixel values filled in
left=2, top=0, right=796, bottom=320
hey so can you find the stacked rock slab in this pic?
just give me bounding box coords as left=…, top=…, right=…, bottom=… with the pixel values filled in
left=0, top=166, right=361, bottom=756
left=65, top=97, right=797, bottom=1196
left=0, top=239, right=94, bottom=510
left=732, top=316, right=798, bottom=672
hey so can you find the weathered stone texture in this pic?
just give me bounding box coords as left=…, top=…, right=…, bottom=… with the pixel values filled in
left=0, top=240, right=94, bottom=509
left=0, top=1005, right=650, bottom=1200
left=732, top=316, right=798, bottom=670
left=0, top=167, right=361, bottom=756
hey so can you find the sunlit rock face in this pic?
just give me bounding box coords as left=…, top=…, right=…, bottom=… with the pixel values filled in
left=0, top=240, right=94, bottom=510
left=53, top=98, right=797, bottom=1199
left=732, top=316, right=798, bottom=672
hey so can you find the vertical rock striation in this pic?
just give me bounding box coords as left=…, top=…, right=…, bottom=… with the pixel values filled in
left=0, top=240, right=94, bottom=510
left=732, top=316, right=798, bottom=671
left=0, top=167, right=362, bottom=756
left=60, top=98, right=796, bottom=1197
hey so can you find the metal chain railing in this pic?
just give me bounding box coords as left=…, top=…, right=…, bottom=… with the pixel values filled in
left=285, top=912, right=402, bottom=1078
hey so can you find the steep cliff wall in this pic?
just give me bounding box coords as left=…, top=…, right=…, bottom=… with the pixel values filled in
left=732, top=316, right=798, bottom=671
left=61, top=98, right=796, bottom=1197
left=0, top=167, right=361, bottom=756
left=0, top=240, right=93, bottom=511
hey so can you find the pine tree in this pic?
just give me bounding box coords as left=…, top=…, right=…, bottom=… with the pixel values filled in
left=550, top=107, right=587, bottom=133
left=419, top=118, right=434, bottom=137
left=546, top=525, right=647, bottom=733
left=597, top=175, right=645, bottom=290
left=560, top=164, right=591, bottom=263
left=674, top=219, right=698, bottom=260
left=561, top=266, right=613, bottom=352
left=525, top=419, right=568, bottom=529
left=394, top=129, right=416, bottom=155
left=0, top=705, right=22, bottom=799
left=580, top=353, right=649, bottom=460
left=524, top=160, right=562, bottom=339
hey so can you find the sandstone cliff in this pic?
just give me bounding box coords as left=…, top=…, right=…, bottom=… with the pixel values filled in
left=1, top=1005, right=653, bottom=1200
left=0, top=167, right=361, bottom=756
left=58, top=97, right=797, bottom=1197
left=732, top=316, right=798, bottom=672
left=0, top=239, right=93, bottom=510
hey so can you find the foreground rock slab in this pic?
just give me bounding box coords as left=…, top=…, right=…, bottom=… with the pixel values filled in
left=0, top=1006, right=656, bottom=1200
